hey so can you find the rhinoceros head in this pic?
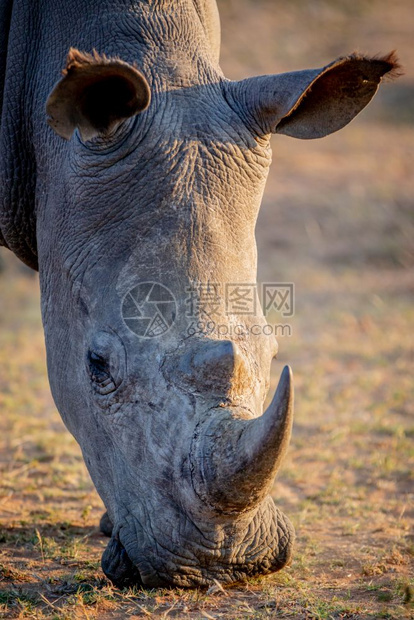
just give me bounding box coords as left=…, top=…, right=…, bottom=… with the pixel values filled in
left=5, top=5, right=397, bottom=588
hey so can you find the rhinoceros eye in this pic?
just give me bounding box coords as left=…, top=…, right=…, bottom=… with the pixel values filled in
left=87, top=351, right=117, bottom=395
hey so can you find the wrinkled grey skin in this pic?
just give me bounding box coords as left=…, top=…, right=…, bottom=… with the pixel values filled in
left=0, top=0, right=397, bottom=588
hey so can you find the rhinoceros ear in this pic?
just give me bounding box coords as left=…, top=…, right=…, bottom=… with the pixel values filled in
left=46, top=48, right=151, bottom=141
left=228, top=52, right=400, bottom=139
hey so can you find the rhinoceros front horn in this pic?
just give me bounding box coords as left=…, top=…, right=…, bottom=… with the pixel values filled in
left=192, top=366, right=294, bottom=513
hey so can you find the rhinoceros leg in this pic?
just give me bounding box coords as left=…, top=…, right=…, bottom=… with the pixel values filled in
left=99, top=511, right=113, bottom=537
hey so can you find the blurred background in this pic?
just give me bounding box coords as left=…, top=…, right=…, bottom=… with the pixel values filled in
left=0, top=0, right=412, bottom=616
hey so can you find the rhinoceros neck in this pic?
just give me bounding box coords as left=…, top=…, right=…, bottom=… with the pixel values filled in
left=114, top=0, right=222, bottom=91
left=147, top=0, right=221, bottom=65
left=43, top=0, right=221, bottom=87
left=0, top=0, right=221, bottom=268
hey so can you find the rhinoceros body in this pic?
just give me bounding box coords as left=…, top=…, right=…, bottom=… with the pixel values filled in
left=0, top=0, right=398, bottom=587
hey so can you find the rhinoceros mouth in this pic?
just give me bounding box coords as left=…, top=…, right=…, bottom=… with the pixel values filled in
left=101, top=536, right=144, bottom=588
left=101, top=496, right=294, bottom=589
left=102, top=530, right=175, bottom=588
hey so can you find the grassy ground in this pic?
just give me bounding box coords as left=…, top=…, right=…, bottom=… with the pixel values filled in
left=0, top=0, right=413, bottom=618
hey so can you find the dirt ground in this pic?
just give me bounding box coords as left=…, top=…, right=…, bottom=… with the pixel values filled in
left=0, top=0, right=413, bottom=618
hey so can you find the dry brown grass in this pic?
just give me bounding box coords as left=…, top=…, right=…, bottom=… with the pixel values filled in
left=1, top=0, right=413, bottom=617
